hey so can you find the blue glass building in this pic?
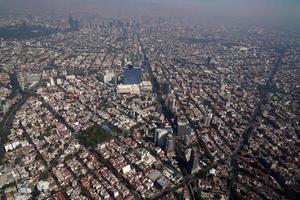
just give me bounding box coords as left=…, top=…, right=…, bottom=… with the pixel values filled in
left=123, top=66, right=142, bottom=85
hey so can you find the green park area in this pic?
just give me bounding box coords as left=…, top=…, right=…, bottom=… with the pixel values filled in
left=78, top=124, right=112, bottom=147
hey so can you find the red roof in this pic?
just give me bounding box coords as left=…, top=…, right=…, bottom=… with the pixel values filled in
left=55, top=191, right=66, bottom=200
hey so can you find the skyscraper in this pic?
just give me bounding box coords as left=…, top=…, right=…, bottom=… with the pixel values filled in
left=207, top=56, right=212, bottom=67
left=69, top=15, right=80, bottom=31
left=204, top=113, right=213, bottom=127
left=165, top=133, right=174, bottom=152
left=177, top=119, right=191, bottom=136
left=154, top=127, right=173, bottom=151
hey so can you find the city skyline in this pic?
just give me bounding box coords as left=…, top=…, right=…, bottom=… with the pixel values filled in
left=0, top=0, right=300, bottom=29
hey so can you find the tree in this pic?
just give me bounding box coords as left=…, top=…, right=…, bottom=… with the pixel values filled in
left=57, top=149, right=64, bottom=155
left=50, top=159, right=58, bottom=166
left=39, top=171, right=49, bottom=180
left=80, top=187, right=91, bottom=198
left=14, top=157, right=22, bottom=165
left=63, top=143, right=69, bottom=149
left=35, top=154, right=44, bottom=161
left=78, top=124, right=112, bottom=147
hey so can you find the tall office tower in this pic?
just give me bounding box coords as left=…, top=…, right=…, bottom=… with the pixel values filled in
left=154, top=128, right=167, bottom=147
left=154, top=127, right=173, bottom=150
left=165, top=133, right=174, bottom=152
left=74, top=20, right=80, bottom=31
left=68, top=15, right=80, bottom=31
left=204, top=113, right=213, bottom=127
left=207, top=56, right=212, bottom=67
left=172, top=98, right=176, bottom=110
left=68, top=15, right=75, bottom=31
left=185, top=148, right=192, bottom=162
left=177, top=118, right=191, bottom=136
left=226, top=93, right=232, bottom=108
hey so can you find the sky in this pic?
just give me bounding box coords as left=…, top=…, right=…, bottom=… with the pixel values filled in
left=0, top=0, right=299, bottom=28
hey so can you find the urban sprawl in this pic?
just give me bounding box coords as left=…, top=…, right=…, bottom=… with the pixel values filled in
left=0, top=15, right=299, bottom=200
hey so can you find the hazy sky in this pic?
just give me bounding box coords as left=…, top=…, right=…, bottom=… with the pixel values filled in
left=0, top=0, right=299, bottom=28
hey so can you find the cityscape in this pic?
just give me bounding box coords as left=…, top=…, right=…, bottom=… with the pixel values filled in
left=0, top=0, right=299, bottom=200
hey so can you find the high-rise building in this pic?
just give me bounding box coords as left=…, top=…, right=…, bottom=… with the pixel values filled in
left=177, top=119, right=191, bottom=136
left=69, top=15, right=80, bottom=31
left=207, top=56, right=212, bottom=67
left=204, top=113, right=213, bottom=127
left=172, top=98, right=176, bottom=111
left=154, top=128, right=173, bottom=150
left=68, top=15, right=74, bottom=30
left=165, top=133, right=174, bottom=152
